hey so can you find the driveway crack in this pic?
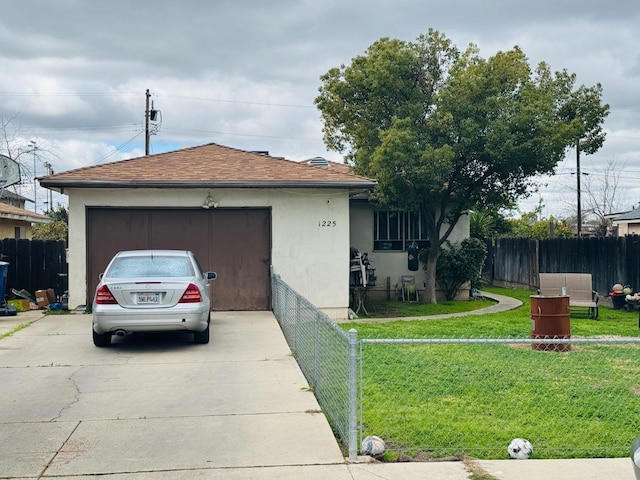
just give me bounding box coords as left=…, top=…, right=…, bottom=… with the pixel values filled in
left=50, top=365, right=84, bottom=422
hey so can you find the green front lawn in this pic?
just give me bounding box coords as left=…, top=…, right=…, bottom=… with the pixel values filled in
left=359, top=296, right=495, bottom=318
left=347, top=286, right=639, bottom=338
left=341, top=287, right=640, bottom=460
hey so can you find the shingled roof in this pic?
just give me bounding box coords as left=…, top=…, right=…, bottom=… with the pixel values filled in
left=612, top=207, right=640, bottom=222
left=0, top=202, right=50, bottom=224
left=39, top=143, right=376, bottom=192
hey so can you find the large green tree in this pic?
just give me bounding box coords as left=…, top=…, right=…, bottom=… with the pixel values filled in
left=315, top=29, right=608, bottom=303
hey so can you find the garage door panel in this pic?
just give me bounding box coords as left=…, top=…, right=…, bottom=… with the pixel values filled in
left=210, top=210, right=271, bottom=311
left=86, top=208, right=271, bottom=310
left=149, top=210, right=211, bottom=265
left=86, top=209, right=150, bottom=302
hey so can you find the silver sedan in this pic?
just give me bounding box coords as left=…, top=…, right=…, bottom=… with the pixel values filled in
left=92, top=250, right=217, bottom=347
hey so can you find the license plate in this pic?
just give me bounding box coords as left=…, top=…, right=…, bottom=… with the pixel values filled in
left=137, top=293, right=160, bottom=304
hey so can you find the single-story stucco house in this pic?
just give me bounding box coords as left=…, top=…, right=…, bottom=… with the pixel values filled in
left=608, top=208, right=640, bottom=236
left=0, top=190, right=50, bottom=239
left=40, top=143, right=468, bottom=319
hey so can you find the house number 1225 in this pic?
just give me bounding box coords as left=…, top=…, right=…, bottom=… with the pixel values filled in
left=319, top=220, right=337, bottom=227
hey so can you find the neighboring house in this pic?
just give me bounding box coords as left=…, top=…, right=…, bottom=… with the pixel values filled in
left=40, top=143, right=469, bottom=316
left=1, top=190, right=30, bottom=209
left=0, top=190, right=50, bottom=239
left=609, top=208, right=640, bottom=236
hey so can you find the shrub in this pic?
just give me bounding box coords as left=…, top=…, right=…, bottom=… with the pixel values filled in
left=430, top=238, right=487, bottom=300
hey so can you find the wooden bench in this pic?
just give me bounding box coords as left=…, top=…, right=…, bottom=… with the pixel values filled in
left=538, top=273, right=599, bottom=319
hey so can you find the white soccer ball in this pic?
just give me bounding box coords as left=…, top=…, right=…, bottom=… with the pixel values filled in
left=361, top=435, right=386, bottom=456
left=507, top=438, right=533, bottom=459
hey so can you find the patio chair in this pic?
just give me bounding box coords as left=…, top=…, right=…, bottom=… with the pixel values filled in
left=401, top=275, right=419, bottom=302
left=538, top=273, right=599, bottom=319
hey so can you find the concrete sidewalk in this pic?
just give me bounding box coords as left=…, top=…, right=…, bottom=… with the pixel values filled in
left=0, top=309, right=636, bottom=479
left=335, top=290, right=523, bottom=323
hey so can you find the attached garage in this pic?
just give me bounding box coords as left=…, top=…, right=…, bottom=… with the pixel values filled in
left=86, top=207, right=271, bottom=310
left=40, top=143, right=375, bottom=319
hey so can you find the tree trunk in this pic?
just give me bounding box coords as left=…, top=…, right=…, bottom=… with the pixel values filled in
left=423, top=247, right=439, bottom=304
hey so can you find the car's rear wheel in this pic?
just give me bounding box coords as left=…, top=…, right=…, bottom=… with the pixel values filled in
left=194, top=318, right=210, bottom=344
left=93, top=329, right=112, bottom=347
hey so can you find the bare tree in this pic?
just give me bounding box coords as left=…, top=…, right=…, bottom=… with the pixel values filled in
left=582, top=159, right=625, bottom=236
left=0, top=113, right=58, bottom=207
left=0, top=113, right=36, bottom=180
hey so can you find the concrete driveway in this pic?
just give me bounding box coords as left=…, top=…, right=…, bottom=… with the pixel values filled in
left=0, top=311, right=345, bottom=478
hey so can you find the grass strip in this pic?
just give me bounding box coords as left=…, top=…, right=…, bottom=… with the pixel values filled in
left=0, top=322, right=32, bottom=339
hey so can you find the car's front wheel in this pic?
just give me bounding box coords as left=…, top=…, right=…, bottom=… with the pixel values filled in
left=194, top=318, right=210, bottom=344
left=93, top=329, right=112, bottom=347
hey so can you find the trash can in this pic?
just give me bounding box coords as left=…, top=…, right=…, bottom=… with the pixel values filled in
left=530, top=295, right=571, bottom=352
left=0, top=261, right=8, bottom=302
left=611, top=292, right=627, bottom=310
left=0, top=261, right=16, bottom=316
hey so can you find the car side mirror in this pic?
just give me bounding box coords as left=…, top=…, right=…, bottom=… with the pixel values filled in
left=99, top=273, right=104, bottom=280
left=206, top=272, right=217, bottom=280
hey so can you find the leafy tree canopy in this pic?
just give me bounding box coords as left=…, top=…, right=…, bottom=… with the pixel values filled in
left=506, top=212, right=573, bottom=239
left=32, top=204, right=68, bottom=242
left=471, top=205, right=572, bottom=240
left=316, top=29, right=608, bottom=302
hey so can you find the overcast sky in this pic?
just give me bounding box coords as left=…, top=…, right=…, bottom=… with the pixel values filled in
left=1, top=0, right=639, bottom=217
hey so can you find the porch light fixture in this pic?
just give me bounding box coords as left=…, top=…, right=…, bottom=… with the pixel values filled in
left=202, top=195, right=218, bottom=209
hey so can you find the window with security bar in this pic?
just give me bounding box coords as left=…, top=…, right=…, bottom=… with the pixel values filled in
left=373, top=211, right=430, bottom=251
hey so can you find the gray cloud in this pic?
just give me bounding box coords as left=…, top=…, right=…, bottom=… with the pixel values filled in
left=1, top=0, right=639, bottom=214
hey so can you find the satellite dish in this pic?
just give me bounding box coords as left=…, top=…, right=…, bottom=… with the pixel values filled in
left=0, top=155, right=21, bottom=188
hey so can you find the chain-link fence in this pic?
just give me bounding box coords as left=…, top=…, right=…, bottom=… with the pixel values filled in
left=359, top=336, right=640, bottom=460
left=271, top=276, right=640, bottom=461
left=271, top=274, right=358, bottom=458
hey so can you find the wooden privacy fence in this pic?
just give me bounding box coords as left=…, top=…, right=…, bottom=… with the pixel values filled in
left=0, top=239, right=68, bottom=301
left=487, top=236, right=640, bottom=297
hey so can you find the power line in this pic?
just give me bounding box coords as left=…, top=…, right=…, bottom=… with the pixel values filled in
left=0, top=91, right=315, bottom=109
left=160, top=94, right=314, bottom=109
left=88, top=131, right=145, bottom=166
left=0, top=92, right=139, bottom=97
left=161, top=125, right=324, bottom=143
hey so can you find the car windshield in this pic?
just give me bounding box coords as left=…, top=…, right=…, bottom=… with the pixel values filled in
left=106, top=256, right=195, bottom=278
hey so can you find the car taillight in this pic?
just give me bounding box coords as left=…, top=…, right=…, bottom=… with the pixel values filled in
left=179, top=283, right=202, bottom=303
left=95, top=285, right=117, bottom=304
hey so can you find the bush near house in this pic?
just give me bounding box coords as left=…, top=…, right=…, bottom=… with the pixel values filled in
left=420, top=237, right=487, bottom=300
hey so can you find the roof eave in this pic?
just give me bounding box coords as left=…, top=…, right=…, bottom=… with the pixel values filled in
left=40, top=179, right=377, bottom=190
left=0, top=212, right=50, bottom=224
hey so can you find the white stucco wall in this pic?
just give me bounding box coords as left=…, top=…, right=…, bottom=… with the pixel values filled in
left=611, top=221, right=640, bottom=236
left=349, top=203, right=470, bottom=300
left=66, top=187, right=351, bottom=319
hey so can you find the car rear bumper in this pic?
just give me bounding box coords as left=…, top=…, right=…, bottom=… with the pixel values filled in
left=92, top=306, right=210, bottom=334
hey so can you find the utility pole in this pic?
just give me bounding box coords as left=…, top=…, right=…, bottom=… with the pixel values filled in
left=29, top=140, right=37, bottom=213
left=44, top=162, right=53, bottom=210
left=145, top=89, right=150, bottom=156
left=576, top=144, right=582, bottom=237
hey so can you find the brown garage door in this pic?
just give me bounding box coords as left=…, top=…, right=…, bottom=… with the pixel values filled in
left=86, top=208, right=271, bottom=310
